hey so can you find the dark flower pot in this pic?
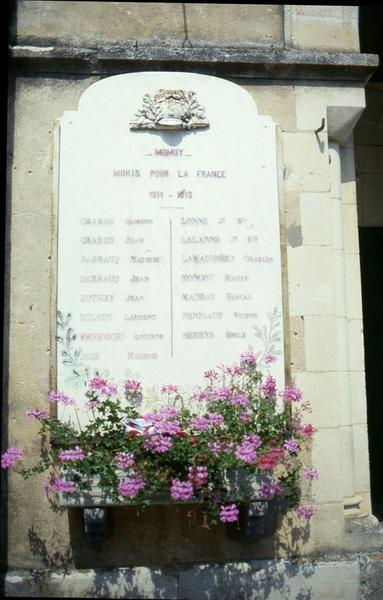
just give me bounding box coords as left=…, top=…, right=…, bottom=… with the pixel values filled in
left=225, top=499, right=279, bottom=543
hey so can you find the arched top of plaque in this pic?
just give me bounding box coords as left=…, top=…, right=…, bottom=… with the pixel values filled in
left=130, top=89, right=209, bottom=131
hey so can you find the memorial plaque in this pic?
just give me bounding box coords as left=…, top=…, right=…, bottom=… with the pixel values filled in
left=55, top=72, right=284, bottom=423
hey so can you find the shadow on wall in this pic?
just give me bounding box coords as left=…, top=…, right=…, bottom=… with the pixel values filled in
left=25, top=507, right=312, bottom=599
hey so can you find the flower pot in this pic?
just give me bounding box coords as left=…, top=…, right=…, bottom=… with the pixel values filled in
left=225, top=499, right=280, bottom=543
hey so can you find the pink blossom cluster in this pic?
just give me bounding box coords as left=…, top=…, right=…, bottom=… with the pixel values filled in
left=283, top=438, right=299, bottom=453
left=85, top=399, right=98, bottom=410
left=239, top=412, right=251, bottom=423
left=89, top=376, right=118, bottom=397
left=210, top=386, right=232, bottom=401
left=296, top=505, right=315, bottom=520
left=243, top=433, right=261, bottom=448
left=115, top=452, right=135, bottom=469
left=240, top=351, right=258, bottom=369
left=160, top=384, right=180, bottom=395
left=230, top=393, right=248, bottom=407
left=1, top=447, right=24, bottom=469
left=118, top=476, right=145, bottom=498
left=44, top=477, right=76, bottom=494
left=188, top=466, right=208, bottom=486
left=282, top=386, right=303, bottom=404
left=190, top=412, right=224, bottom=431
left=143, top=407, right=181, bottom=436
left=48, top=391, right=75, bottom=406
left=219, top=503, right=240, bottom=523
left=143, top=434, right=173, bottom=453
left=225, top=366, right=243, bottom=376
left=58, top=447, right=85, bottom=462
left=124, top=379, right=143, bottom=402
left=235, top=440, right=257, bottom=464
left=297, top=423, right=315, bottom=438
left=26, top=408, right=49, bottom=420
left=170, top=479, right=194, bottom=500
left=260, top=480, right=285, bottom=499
left=261, top=374, right=277, bottom=396
left=203, top=370, right=219, bottom=380
left=264, top=353, right=276, bottom=364
left=208, top=441, right=233, bottom=455
left=192, top=390, right=209, bottom=402
left=302, top=467, right=319, bottom=481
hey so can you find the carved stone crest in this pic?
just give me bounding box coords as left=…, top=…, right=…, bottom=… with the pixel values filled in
left=130, top=89, right=209, bottom=131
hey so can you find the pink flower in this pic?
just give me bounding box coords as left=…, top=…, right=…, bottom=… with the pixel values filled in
left=235, top=441, right=257, bottom=464
left=44, top=476, right=76, bottom=494
left=48, top=391, right=75, bottom=406
left=261, top=375, right=277, bottom=396
left=124, top=380, right=143, bottom=402
left=225, top=366, right=243, bottom=376
left=284, top=438, right=299, bottom=453
left=188, top=466, right=208, bottom=486
left=219, top=503, right=240, bottom=523
left=58, top=447, right=85, bottom=462
left=239, top=412, right=251, bottom=423
left=240, top=352, right=257, bottom=367
left=144, top=435, right=173, bottom=453
left=192, top=390, right=209, bottom=402
left=264, top=353, right=276, bottom=364
left=85, top=400, right=98, bottom=410
left=283, top=386, right=302, bottom=404
left=296, top=505, right=315, bottom=520
left=302, top=467, right=319, bottom=481
left=210, top=386, right=231, bottom=401
left=160, top=384, right=179, bottom=395
left=230, top=393, right=248, bottom=407
left=1, top=447, right=24, bottom=469
left=115, top=452, right=135, bottom=469
left=203, top=370, right=218, bottom=380
left=118, top=477, right=145, bottom=498
left=89, top=377, right=118, bottom=397
left=298, top=424, right=315, bottom=438
left=170, top=479, right=194, bottom=500
left=207, top=413, right=224, bottom=426
left=124, top=379, right=142, bottom=392
left=26, top=408, right=49, bottom=420
left=190, top=416, right=210, bottom=431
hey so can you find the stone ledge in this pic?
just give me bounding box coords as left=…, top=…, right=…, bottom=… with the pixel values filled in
left=9, top=45, right=379, bottom=82
left=3, top=554, right=383, bottom=599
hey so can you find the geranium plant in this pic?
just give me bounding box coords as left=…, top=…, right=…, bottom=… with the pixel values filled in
left=2, top=352, right=318, bottom=527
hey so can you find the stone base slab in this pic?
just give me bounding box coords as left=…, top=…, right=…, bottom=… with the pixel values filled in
left=3, top=554, right=383, bottom=599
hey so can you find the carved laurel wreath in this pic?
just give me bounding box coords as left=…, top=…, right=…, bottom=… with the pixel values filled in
left=130, top=89, right=209, bottom=131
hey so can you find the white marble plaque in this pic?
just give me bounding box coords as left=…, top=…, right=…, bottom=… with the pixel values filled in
left=56, top=72, right=284, bottom=422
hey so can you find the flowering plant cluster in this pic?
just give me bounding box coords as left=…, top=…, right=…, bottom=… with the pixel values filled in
left=2, top=352, right=318, bottom=527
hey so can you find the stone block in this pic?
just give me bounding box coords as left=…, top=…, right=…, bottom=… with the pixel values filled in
left=344, top=252, right=363, bottom=319
left=246, top=84, right=297, bottom=131
left=282, top=132, right=330, bottom=193
left=342, top=205, right=360, bottom=253
left=294, top=86, right=365, bottom=132
left=294, top=372, right=341, bottom=429
left=304, top=315, right=338, bottom=372
left=289, top=315, right=306, bottom=371
left=15, top=2, right=284, bottom=49
left=309, top=502, right=346, bottom=553
left=300, top=192, right=333, bottom=246
left=185, top=4, right=283, bottom=47
left=352, top=423, right=372, bottom=494
left=287, top=245, right=335, bottom=316
left=178, top=557, right=360, bottom=599
left=366, top=555, right=383, bottom=600
left=312, top=428, right=344, bottom=503
left=287, top=6, right=359, bottom=52
left=349, top=371, right=368, bottom=425
left=39, top=568, right=178, bottom=599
